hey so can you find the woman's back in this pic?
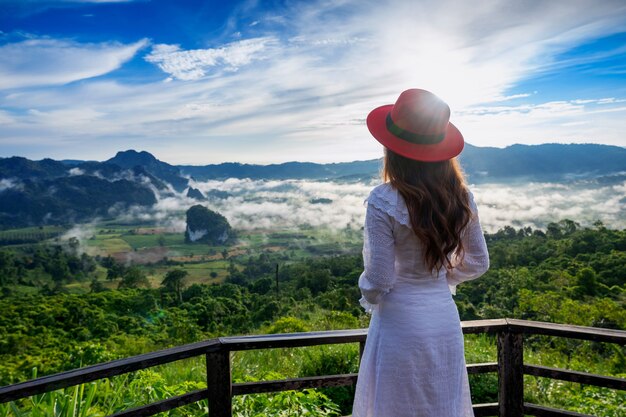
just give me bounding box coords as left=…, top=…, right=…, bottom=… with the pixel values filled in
left=358, top=182, right=488, bottom=312
left=368, top=183, right=443, bottom=281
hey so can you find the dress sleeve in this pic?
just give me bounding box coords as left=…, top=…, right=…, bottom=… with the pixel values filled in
left=358, top=200, right=396, bottom=313
left=446, top=192, right=490, bottom=290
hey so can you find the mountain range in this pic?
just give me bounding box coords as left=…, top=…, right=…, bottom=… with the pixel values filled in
left=180, top=143, right=626, bottom=182
left=0, top=144, right=625, bottom=228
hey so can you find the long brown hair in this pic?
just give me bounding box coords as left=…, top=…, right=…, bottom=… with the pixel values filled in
left=382, top=149, right=472, bottom=271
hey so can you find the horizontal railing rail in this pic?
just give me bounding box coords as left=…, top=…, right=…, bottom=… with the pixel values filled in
left=0, top=339, right=222, bottom=403
left=0, top=318, right=624, bottom=417
left=507, top=318, right=626, bottom=344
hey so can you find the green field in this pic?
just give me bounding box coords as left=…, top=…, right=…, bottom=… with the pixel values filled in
left=89, top=237, right=133, bottom=253
left=0, top=222, right=362, bottom=292
left=145, top=261, right=230, bottom=286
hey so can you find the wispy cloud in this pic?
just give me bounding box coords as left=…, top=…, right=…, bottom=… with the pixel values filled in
left=456, top=98, right=626, bottom=147
left=0, top=38, right=149, bottom=89
left=145, top=37, right=276, bottom=81
left=0, top=178, right=22, bottom=192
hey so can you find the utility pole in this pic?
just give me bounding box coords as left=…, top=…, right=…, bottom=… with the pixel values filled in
left=275, top=263, right=279, bottom=297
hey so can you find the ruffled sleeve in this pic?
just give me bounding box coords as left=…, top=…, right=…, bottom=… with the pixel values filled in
left=358, top=187, right=396, bottom=313
left=446, top=191, right=490, bottom=290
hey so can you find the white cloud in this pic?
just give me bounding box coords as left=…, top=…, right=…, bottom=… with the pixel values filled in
left=0, top=38, right=149, bottom=89
left=113, top=177, right=626, bottom=233
left=60, top=224, right=96, bottom=254
left=145, top=37, right=276, bottom=81
left=0, top=178, right=22, bottom=192
left=472, top=180, right=626, bottom=231
left=68, top=167, right=85, bottom=176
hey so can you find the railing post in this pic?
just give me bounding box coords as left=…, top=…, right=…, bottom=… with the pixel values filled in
left=497, top=327, right=524, bottom=417
left=206, top=348, right=232, bottom=417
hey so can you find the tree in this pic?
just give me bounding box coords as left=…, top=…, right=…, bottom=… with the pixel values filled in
left=118, top=267, right=150, bottom=289
left=90, top=279, right=106, bottom=293
left=67, top=237, right=80, bottom=254
left=546, top=222, right=562, bottom=239
left=161, top=269, right=188, bottom=304
left=0, top=251, right=19, bottom=287
left=575, top=267, right=598, bottom=297
left=107, top=262, right=126, bottom=282
left=47, top=257, right=70, bottom=284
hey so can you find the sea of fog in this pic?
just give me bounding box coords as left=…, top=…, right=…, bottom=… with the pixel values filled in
left=108, top=176, right=626, bottom=234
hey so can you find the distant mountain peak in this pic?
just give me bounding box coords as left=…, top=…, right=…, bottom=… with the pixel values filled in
left=108, top=150, right=160, bottom=167
left=106, top=150, right=189, bottom=191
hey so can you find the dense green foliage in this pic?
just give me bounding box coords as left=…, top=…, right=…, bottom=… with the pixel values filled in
left=0, top=220, right=624, bottom=415
left=0, top=244, right=96, bottom=293
left=456, top=220, right=625, bottom=328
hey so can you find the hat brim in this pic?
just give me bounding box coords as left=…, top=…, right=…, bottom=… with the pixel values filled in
left=367, top=104, right=464, bottom=162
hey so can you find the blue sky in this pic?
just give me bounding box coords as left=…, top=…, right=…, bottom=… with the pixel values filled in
left=1, top=0, right=625, bottom=164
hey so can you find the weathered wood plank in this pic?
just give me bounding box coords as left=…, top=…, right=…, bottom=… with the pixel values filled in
left=0, top=340, right=220, bottom=404
left=498, top=330, right=524, bottom=417
left=462, top=318, right=508, bottom=334
left=207, top=350, right=232, bottom=417
left=109, top=388, right=208, bottom=417
left=467, top=362, right=498, bottom=374
left=524, top=402, right=595, bottom=417
left=473, top=402, right=499, bottom=417
left=219, top=329, right=367, bottom=351
left=232, top=374, right=359, bottom=395
left=507, top=319, right=626, bottom=345
left=524, top=364, right=626, bottom=391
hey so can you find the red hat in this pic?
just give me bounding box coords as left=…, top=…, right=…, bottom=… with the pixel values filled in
left=366, top=89, right=464, bottom=162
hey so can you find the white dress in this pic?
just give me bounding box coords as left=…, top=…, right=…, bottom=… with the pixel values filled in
left=352, top=183, right=490, bottom=417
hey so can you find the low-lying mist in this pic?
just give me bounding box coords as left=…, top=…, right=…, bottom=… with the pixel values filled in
left=113, top=176, right=625, bottom=234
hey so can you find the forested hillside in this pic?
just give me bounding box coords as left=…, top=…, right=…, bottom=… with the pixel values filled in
left=0, top=220, right=624, bottom=416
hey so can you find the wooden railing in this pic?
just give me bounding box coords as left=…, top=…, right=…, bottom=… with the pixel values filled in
left=1, top=318, right=625, bottom=417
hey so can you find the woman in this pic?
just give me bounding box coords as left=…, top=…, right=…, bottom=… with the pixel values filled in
left=352, top=89, right=490, bottom=417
